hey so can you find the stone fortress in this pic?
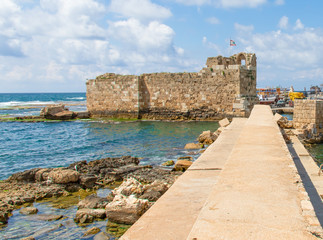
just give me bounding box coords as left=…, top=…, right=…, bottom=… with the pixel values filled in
left=86, top=52, right=258, bottom=120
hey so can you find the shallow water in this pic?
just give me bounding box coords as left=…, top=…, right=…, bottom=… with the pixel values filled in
left=0, top=120, right=219, bottom=180
left=0, top=189, right=112, bottom=240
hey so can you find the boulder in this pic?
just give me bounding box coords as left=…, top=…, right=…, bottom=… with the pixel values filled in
left=74, top=208, right=106, bottom=223
left=274, top=113, right=293, bottom=129
left=184, top=143, right=204, bottom=149
left=35, top=168, right=51, bottom=182
left=139, top=180, right=169, bottom=201
left=78, top=194, right=110, bottom=209
left=173, top=160, right=192, bottom=171
left=177, top=156, right=193, bottom=161
left=112, top=178, right=143, bottom=197
left=40, top=104, right=76, bottom=120
left=8, top=168, right=41, bottom=182
left=105, top=195, right=149, bottom=225
left=197, top=130, right=217, bottom=145
left=53, top=111, right=76, bottom=120
left=19, top=207, right=38, bottom=215
left=219, top=118, right=230, bottom=127
left=47, top=169, right=80, bottom=184
left=162, top=160, right=175, bottom=166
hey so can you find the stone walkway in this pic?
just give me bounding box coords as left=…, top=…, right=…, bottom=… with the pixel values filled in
left=121, top=105, right=321, bottom=240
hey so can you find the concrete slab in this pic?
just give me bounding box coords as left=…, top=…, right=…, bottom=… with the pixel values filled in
left=187, top=105, right=317, bottom=240
left=120, top=170, right=221, bottom=240
left=121, top=118, right=247, bottom=240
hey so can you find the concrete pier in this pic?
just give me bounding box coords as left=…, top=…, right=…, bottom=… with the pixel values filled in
left=121, top=105, right=321, bottom=240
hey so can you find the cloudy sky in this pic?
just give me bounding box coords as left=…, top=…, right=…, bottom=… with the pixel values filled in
left=1, top=0, right=322, bottom=92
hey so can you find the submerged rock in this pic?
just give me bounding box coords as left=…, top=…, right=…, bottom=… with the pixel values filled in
left=35, top=214, right=64, bottom=221
left=162, top=160, right=175, bottom=166
left=19, top=207, right=38, bottom=215
left=84, top=227, right=101, bottom=236
left=184, top=143, right=204, bottom=149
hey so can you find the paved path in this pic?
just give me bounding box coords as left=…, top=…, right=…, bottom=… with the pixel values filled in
left=121, top=105, right=320, bottom=240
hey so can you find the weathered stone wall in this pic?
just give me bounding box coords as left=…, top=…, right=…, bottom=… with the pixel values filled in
left=86, top=74, right=139, bottom=118
left=293, top=99, right=323, bottom=134
left=86, top=53, right=257, bottom=120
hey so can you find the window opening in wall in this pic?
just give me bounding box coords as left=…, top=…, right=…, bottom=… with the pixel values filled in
left=241, top=59, right=246, bottom=66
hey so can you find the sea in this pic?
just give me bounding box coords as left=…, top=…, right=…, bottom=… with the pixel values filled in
left=0, top=92, right=322, bottom=239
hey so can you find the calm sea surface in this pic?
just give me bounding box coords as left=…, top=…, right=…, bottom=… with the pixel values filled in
left=0, top=93, right=221, bottom=180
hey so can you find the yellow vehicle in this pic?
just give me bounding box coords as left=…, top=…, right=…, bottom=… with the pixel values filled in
left=288, top=92, right=305, bottom=101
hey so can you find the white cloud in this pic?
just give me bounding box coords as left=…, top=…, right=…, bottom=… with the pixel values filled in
left=236, top=22, right=323, bottom=88
left=206, top=17, right=220, bottom=24
left=294, top=19, right=304, bottom=30
left=109, top=0, right=172, bottom=21
left=0, top=0, right=195, bottom=92
left=176, top=0, right=267, bottom=8
left=108, top=18, right=175, bottom=52
left=278, top=16, right=288, bottom=29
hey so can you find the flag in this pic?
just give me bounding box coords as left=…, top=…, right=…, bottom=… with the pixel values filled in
left=230, top=39, right=236, bottom=46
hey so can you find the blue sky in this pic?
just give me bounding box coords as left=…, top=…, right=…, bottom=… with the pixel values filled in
left=0, top=0, right=322, bottom=92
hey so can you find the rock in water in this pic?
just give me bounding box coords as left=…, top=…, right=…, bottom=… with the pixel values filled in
left=184, top=143, right=204, bottom=149
left=40, top=104, right=76, bottom=120
left=84, top=227, right=101, bottom=236
left=74, top=209, right=106, bottom=223
left=105, top=195, right=149, bottom=225
left=19, top=207, right=38, bottom=215
left=162, top=160, right=175, bottom=166
left=173, top=160, right=192, bottom=171
left=47, top=169, right=80, bottom=184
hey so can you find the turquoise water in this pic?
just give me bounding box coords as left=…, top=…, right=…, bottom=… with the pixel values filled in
left=0, top=93, right=220, bottom=180
left=0, top=120, right=219, bottom=180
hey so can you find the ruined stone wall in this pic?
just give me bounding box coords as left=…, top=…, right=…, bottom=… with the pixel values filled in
left=293, top=99, right=323, bottom=134
left=86, top=53, right=257, bottom=120
left=86, top=73, right=139, bottom=118
left=138, top=70, right=240, bottom=120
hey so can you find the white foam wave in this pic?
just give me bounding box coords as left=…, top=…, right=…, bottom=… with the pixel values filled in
left=66, top=97, right=85, bottom=100
left=0, top=101, right=56, bottom=108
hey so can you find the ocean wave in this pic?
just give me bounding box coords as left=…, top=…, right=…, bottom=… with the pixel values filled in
left=66, top=97, right=86, bottom=100
left=0, top=101, right=56, bottom=108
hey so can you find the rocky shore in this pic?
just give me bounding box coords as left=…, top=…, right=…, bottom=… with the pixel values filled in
left=0, top=156, right=183, bottom=239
